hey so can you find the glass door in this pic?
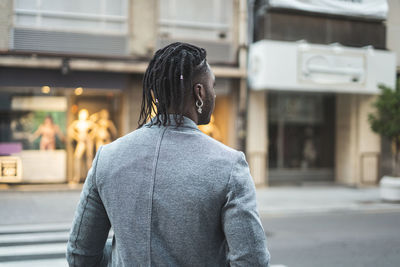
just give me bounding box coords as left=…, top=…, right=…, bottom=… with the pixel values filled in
left=268, top=92, right=335, bottom=183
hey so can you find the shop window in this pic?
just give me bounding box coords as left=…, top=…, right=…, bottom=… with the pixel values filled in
left=0, top=90, right=68, bottom=183
left=67, top=93, right=121, bottom=183
left=0, top=87, right=121, bottom=183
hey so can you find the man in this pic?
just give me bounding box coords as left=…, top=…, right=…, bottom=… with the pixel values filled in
left=67, top=42, right=270, bottom=266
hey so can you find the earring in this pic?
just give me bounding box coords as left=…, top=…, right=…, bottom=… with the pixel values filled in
left=196, top=99, right=203, bottom=114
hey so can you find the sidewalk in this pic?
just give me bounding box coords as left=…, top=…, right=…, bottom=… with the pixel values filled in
left=256, top=185, right=400, bottom=217
left=0, top=183, right=83, bottom=192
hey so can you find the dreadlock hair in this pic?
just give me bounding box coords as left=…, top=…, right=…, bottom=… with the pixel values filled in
left=138, top=42, right=208, bottom=127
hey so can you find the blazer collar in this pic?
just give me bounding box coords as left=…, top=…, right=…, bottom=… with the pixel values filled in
left=146, top=114, right=199, bottom=130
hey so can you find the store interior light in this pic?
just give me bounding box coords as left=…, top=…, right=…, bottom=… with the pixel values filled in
left=75, top=87, right=83, bottom=95
left=71, top=104, right=79, bottom=114
left=41, top=86, right=51, bottom=94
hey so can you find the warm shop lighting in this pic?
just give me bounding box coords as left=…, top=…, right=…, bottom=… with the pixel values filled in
left=75, top=87, right=83, bottom=95
left=41, top=86, right=51, bottom=94
left=71, top=104, right=79, bottom=114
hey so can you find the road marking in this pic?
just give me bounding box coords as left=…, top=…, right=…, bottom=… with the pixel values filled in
left=0, top=243, right=66, bottom=257
left=0, top=258, right=68, bottom=267
left=0, top=223, right=71, bottom=234
left=0, top=232, right=69, bottom=245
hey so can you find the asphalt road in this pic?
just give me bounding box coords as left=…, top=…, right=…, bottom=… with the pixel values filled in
left=262, top=211, right=400, bottom=267
left=1, top=189, right=400, bottom=266
left=0, top=190, right=80, bottom=225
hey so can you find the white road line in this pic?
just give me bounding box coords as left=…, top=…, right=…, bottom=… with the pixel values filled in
left=0, top=258, right=68, bottom=267
left=0, top=223, right=71, bottom=234
left=0, top=243, right=66, bottom=257
left=0, top=232, right=113, bottom=245
left=0, top=232, right=69, bottom=245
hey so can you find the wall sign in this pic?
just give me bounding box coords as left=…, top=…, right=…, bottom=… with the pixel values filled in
left=248, top=40, right=396, bottom=94
left=298, top=48, right=366, bottom=86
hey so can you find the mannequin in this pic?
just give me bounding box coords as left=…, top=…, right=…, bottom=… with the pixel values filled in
left=68, top=109, right=96, bottom=183
left=91, top=109, right=117, bottom=151
left=31, top=115, right=65, bottom=150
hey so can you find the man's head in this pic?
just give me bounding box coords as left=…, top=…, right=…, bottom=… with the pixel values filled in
left=138, top=42, right=216, bottom=127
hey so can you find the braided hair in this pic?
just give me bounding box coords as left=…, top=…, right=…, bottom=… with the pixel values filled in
left=138, top=42, right=208, bottom=127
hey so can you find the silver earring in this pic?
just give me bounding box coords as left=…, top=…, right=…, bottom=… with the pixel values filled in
left=196, top=99, right=203, bottom=114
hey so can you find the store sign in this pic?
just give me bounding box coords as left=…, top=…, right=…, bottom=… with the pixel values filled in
left=0, top=156, right=22, bottom=183
left=298, top=47, right=366, bottom=86
left=11, top=96, right=67, bottom=111
left=269, top=0, right=388, bottom=19
left=248, top=40, right=396, bottom=94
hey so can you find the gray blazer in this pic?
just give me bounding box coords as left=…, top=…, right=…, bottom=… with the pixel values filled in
left=67, top=116, right=270, bottom=266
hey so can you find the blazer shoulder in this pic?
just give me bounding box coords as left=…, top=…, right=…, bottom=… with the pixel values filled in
left=196, top=130, right=244, bottom=160
left=99, top=126, right=152, bottom=155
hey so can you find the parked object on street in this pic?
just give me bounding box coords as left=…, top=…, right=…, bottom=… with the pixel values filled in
left=369, top=79, right=400, bottom=201
left=380, top=176, right=400, bottom=202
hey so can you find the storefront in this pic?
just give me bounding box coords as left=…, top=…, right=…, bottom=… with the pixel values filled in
left=0, top=67, right=130, bottom=183
left=247, top=40, right=396, bottom=186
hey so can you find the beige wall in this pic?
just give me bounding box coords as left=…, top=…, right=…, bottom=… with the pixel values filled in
left=128, top=0, right=158, bottom=58
left=0, top=0, right=12, bottom=51
left=387, top=0, right=400, bottom=68
left=121, top=75, right=143, bottom=135
left=335, top=94, right=381, bottom=186
left=246, top=90, right=268, bottom=186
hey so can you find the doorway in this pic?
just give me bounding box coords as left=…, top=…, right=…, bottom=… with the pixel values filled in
left=268, top=92, right=335, bottom=184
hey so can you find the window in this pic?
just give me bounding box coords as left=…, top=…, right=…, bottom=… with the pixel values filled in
left=159, top=0, right=233, bottom=41
left=14, top=0, right=128, bottom=34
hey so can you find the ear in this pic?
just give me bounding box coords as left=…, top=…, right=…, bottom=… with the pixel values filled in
left=193, top=83, right=205, bottom=102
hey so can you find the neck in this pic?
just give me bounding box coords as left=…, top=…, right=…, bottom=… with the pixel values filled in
left=167, top=106, right=199, bottom=125
left=182, top=110, right=198, bottom=125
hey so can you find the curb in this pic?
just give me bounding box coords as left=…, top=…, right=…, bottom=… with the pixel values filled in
left=0, top=183, right=83, bottom=192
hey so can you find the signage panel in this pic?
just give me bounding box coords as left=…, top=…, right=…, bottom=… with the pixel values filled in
left=248, top=40, right=396, bottom=94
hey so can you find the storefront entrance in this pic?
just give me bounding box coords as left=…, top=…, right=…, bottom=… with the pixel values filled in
left=268, top=92, right=335, bottom=184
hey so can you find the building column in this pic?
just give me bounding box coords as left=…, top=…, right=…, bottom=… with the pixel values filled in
left=335, top=94, right=381, bottom=186
left=246, top=90, right=268, bottom=186
left=128, top=0, right=158, bottom=57
left=0, top=0, right=12, bottom=51
left=121, top=76, right=143, bottom=135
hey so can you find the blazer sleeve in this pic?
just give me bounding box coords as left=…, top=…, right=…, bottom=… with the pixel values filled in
left=66, top=146, right=111, bottom=267
left=222, top=152, right=270, bottom=266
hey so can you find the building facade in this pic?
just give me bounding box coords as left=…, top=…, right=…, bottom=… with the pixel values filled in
left=247, top=0, right=397, bottom=186
left=0, top=0, right=248, bottom=183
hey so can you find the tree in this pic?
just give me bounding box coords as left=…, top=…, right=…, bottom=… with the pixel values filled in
left=368, top=79, right=400, bottom=177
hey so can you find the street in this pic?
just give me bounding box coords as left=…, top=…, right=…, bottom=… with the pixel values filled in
left=1, top=187, right=400, bottom=266
left=262, top=211, right=400, bottom=267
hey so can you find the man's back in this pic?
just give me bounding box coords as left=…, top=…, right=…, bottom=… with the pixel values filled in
left=67, top=117, right=269, bottom=266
